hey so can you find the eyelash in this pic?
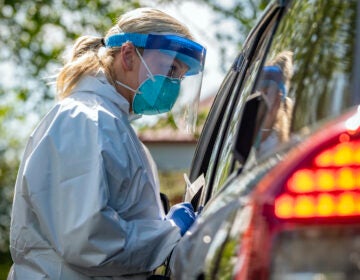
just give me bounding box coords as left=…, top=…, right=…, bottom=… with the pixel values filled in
left=168, top=65, right=177, bottom=77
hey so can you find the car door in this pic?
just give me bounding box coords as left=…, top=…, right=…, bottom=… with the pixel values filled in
left=188, top=2, right=284, bottom=211
left=171, top=0, right=360, bottom=279
left=169, top=2, right=286, bottom=279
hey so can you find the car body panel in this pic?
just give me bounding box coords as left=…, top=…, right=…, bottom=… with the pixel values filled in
left=169, top=0, right=360, bottom=279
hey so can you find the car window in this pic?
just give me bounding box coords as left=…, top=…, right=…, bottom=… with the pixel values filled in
left=212, top=1, right=356, bottom=199
left=252, top=0, right=358, bottom=161
left=193, top=60, right=244, bottom=208
left=189, top=67, right=240, bottom=181
left=188, top=58, right=243, bottom=210
left=207, top=10, right=280, bottom=199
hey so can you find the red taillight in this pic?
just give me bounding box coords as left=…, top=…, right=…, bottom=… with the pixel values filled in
left=275, top=192, right=360, bottom=218
left=236, top=110, right=360, bottom=280
left=275, top=138, right=360, bottom=219
left=314, top=138, right=360, bottom=167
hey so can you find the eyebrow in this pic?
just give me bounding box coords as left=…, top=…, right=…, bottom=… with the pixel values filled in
left=175, top=58, right=189, bottom=71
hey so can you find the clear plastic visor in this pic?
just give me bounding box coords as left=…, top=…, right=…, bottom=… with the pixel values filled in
left=105, top=33, right=206, bottom=133
left=139, top=48, right=205, bottom=133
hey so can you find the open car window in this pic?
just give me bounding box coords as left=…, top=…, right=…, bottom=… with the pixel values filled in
left=205, top=10, right=281, bottom=201
left=212, top=0, right=358, bottom=199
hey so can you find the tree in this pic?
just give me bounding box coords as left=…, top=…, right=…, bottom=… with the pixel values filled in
left=196, top=0, right=269, bottom=71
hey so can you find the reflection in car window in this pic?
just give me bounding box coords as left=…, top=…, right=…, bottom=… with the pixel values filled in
left=254, top=51, right=294, bottom=159
left=267, top=0, right=357, bottom=133
left=248, top=0, right=357, bottom=162
left=208, top=15, right=279, bottom=198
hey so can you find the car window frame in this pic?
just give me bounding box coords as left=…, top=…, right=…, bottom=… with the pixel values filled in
left=208, top=8, right=284, bottom=200
left=189, top=3, right=286, bottom=208
left=188, top=59, right=244, bottom=210
left=189, top=65, right=242, bottom=182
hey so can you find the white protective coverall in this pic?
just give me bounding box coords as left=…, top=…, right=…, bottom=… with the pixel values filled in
left=8, top=72, right=181, bottom=279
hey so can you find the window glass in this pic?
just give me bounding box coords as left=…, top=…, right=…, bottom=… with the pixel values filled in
left=202, top=70, right=240, bottom=184
left=201, top=70, right=242, bottom=205
left=209, top=14, right=279, bottom=197
left=193, top=59, right=243, bottom=208
left=254, top=0, right=357, bottom=158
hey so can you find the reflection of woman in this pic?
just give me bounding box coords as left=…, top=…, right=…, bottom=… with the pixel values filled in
left=257, top=51, right=293, bottom=154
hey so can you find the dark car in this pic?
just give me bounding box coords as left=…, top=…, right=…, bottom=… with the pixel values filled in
left=163, top=0, right=360, bottom=279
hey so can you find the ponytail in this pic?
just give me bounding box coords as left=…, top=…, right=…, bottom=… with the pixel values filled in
left=56, top=8, right=194, bottom=100
left=56, top=36, right=105, bottom=99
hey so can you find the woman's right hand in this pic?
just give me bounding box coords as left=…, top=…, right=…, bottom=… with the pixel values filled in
left=166, top=202, right=196, bottom=236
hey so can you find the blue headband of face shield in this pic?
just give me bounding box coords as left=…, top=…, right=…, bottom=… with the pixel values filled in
left=258, top=65, right=287, bottom=100
left=105, top=33, right=206, bottom=76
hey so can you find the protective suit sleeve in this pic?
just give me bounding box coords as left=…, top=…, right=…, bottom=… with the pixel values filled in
left=23, top=108, right=181, bottom=277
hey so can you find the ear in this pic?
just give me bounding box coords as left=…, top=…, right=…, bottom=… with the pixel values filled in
left=120, top=42, right=136, bottom=71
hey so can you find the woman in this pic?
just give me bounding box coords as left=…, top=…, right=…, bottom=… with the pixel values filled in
left=8, top=7, right=206, bottom=279
left=256, top=50, right=294, bottom=156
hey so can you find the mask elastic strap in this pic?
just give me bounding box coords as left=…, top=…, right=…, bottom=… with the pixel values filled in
left=135, top=48, right=155, bottom=82
left=115, top=80, right=137, bottom=93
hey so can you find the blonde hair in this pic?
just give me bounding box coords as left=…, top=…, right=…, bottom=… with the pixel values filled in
left=267, top=50, right=294, bottom=91
left=56, top=8, right=193, bottom=99
left=271, top=51, right=294, bottom=142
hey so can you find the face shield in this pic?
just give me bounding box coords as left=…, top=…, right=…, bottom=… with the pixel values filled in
left=257, top=65, right=287, bottom=102
left=105, top=33, right=206, bottom=133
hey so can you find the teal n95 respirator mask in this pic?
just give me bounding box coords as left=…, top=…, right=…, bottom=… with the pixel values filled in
left=115, top=48, right=182, bottom=115
left=105, top=32, right=206, bottom=133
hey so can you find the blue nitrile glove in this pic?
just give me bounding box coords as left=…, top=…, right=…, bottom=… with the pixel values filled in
left=166, top=202, right=196, bottom=236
